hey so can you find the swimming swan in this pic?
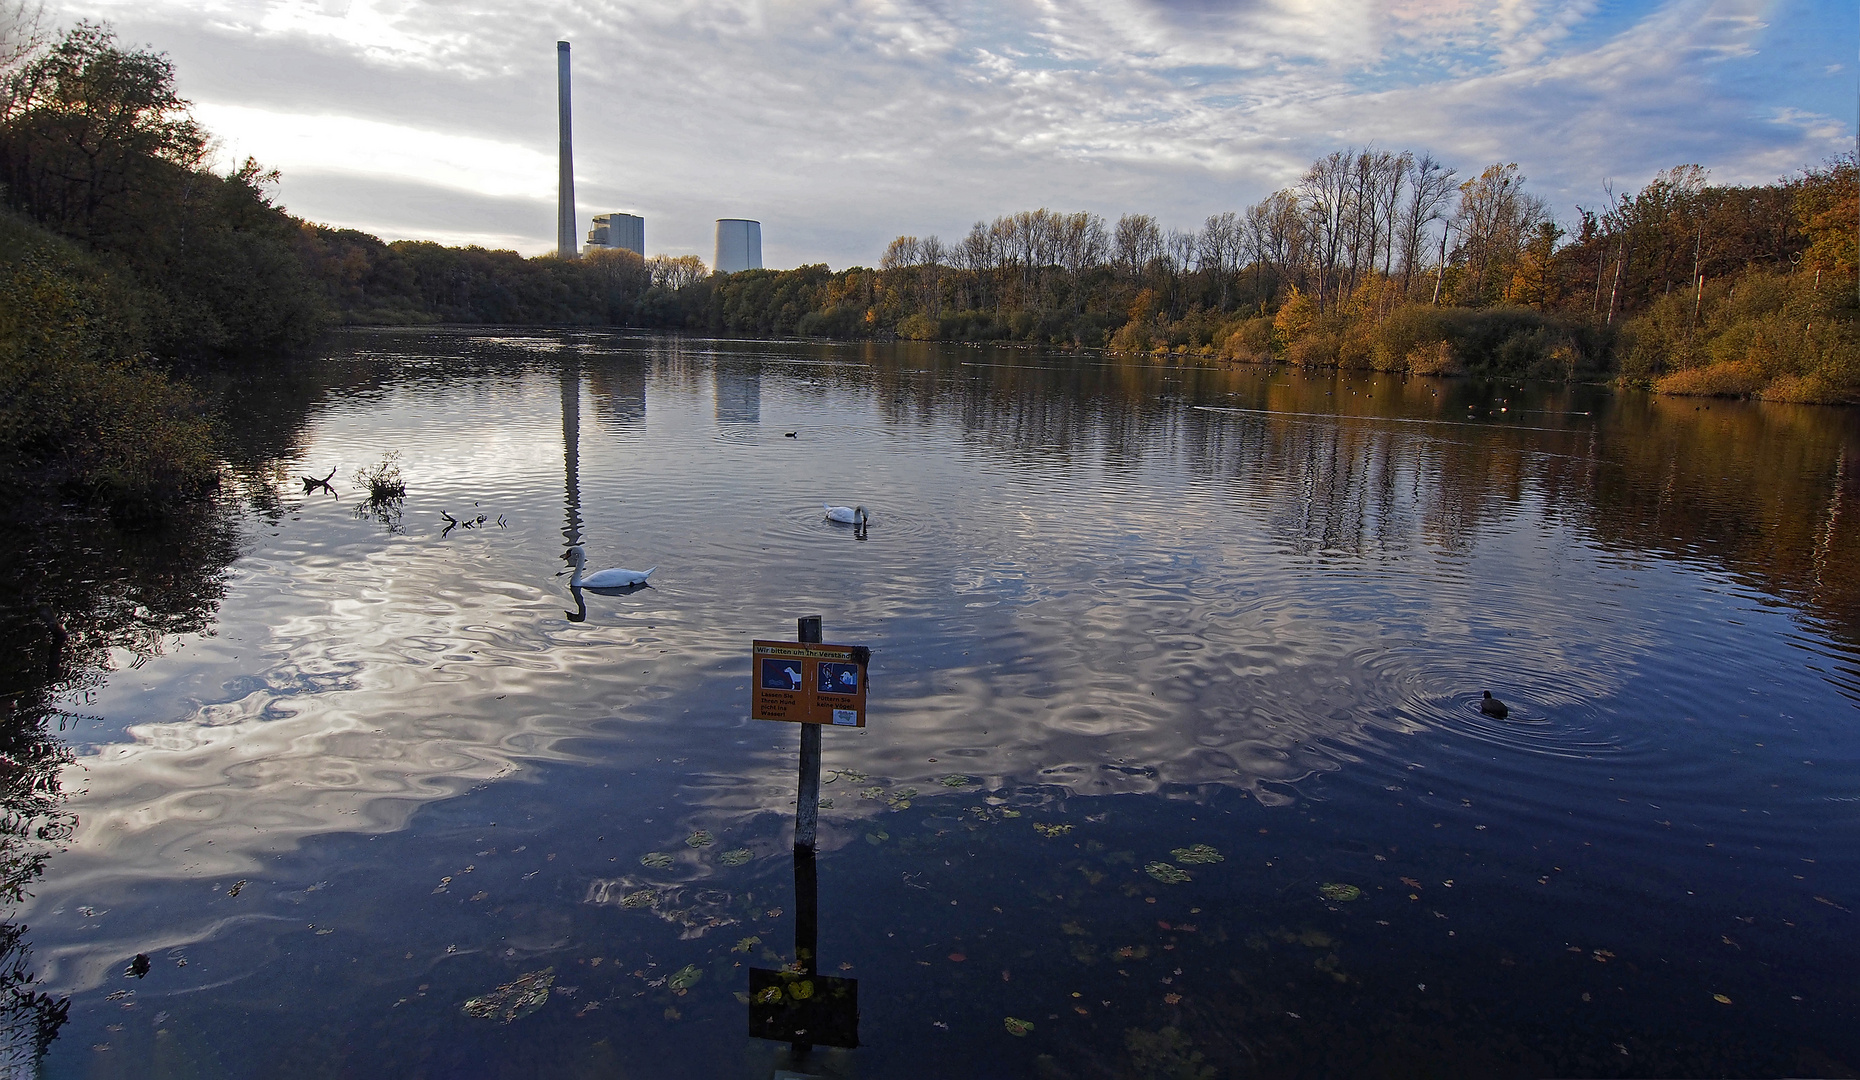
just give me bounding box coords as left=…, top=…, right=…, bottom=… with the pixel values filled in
left=824, top=504, right=869, bottom=526
left=560, top=546, right=656, bottom=588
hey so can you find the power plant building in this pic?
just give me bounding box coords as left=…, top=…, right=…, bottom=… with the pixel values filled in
left=714, top=219, right=763, bottom=274
left=587, top=213, right=644, bottom=256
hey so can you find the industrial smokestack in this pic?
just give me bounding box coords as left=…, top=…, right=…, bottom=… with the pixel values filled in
left=556, top=40, right=577, bottom=259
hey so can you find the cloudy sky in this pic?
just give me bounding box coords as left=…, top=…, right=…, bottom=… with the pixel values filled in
left=52, top=0, right=1857, bottom=267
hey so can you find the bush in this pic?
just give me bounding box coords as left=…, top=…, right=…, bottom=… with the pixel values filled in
left=1215, top=316, right=1275, bottom=363
left=896, top=313, right=938, bottom=340
left=1628, top=270, right=1860, bottom=402
left=0, top=212, right=217, bottom=504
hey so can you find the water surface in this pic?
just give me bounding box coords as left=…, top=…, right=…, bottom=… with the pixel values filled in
left=5, top=330, right=1858, bottom=1078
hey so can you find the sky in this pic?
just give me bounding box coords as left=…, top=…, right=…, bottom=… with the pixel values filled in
left=49, top=0, right=1859, bottom=268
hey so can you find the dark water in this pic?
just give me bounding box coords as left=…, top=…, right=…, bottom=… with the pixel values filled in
left=3, top=329, right=1858, bottom=1078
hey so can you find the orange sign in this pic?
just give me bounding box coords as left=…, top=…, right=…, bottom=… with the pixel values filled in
left=751, top=640, right=868, bottom=727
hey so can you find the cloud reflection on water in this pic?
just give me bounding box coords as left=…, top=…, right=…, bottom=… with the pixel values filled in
left=23, top=330, right=1860, bottom=998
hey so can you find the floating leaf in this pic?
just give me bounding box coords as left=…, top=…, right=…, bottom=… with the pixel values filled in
left=227, top=880, right=246, bottom=898
left=719, top=848, right=753, bottom=867
left=860, top=786, right=885, bottom=800
left=462, top=968, right=555, bottom=1024
left=620, top=890, right=657, bottom=909
left=732, top=936, right=761, bottom=954
left=1163, top=993, right=1182, bottom=1005
left=1171, top=844, right=1223, bottom=865
left=1318, top=883, right=1361, bottom=902
left=640, top=852, right=674, bottom=869
left=1114, top=945, right=1150, bottom=960
left=939, top=775, right=971, bottom=788
left=1033, top=823, right=1073, bottom=838
left=1145, top=862, right=1191, bottom=884
left=787, top=979, right=814, bottom=1000
left=817, top=799, right=833, bottom=809
left=886, top=788, right=917, bottom=811
left=1713, top=993, right=1732, bottom=1005
left=1004, top=1016, right=1034, bottom=1036
left=684, top=831, right=714, bottom=849
left=668, top=964, right=702, bottom=994
left=754, top=986, right=783, bottom=1005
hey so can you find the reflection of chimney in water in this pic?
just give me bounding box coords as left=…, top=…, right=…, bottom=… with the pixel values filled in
left=562, top=356, right=582, bottom=549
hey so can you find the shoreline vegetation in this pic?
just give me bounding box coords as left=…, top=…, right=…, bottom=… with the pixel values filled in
left=2, top=23, right=1856, bottom=512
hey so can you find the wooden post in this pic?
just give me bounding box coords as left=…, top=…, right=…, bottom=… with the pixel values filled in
left=794, top=615, right=823, bottom=851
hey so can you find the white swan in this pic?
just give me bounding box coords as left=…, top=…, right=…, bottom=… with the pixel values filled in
left=824, top=504, right=869, bottom=526
left=560, top=546, right=656, bottom=588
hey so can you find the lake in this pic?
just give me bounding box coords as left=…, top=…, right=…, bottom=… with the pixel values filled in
left=3, top=329, right=1856, bottom=1078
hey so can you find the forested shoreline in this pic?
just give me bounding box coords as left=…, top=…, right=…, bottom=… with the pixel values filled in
left=295, top=156, right=1857, bottom=405
left=3, top=21, right=1857, bottom=509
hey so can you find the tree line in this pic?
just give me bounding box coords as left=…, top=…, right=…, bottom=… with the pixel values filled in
left=2, top=20, right=1855, bottom=514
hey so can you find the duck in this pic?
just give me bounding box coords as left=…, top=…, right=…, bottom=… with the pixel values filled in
left=1479, top=691, right=1509, bottom=719
left=824, top=504, right=869, bottom=526
left=559, top=546, right=655, bottom=588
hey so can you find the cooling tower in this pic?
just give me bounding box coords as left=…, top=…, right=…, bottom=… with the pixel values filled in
left=714, top=219, right=763, bottom=274
left=556, top=41, right=576, bottom=259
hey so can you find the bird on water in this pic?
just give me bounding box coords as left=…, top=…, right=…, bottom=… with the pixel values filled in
left=1480, top=691, right=1509, bottom=719
left=559, top=546, right=655, bottom=588
left=824, top=505, right=868, bottom=526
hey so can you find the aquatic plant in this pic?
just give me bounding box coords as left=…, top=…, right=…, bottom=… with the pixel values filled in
left=353, top=453, right=405, bottom=502
left=1145, top=862, right=1191, bottom=884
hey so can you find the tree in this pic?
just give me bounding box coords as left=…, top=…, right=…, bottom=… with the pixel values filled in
left=1453, top=163, right=1547, bottom=305
left=1397, top=154, right=1455, bottom=298
left=0, top=23, right=205, bottom=243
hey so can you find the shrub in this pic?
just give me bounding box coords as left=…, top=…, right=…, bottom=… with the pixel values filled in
left=0, top=212, right=217, bottom=504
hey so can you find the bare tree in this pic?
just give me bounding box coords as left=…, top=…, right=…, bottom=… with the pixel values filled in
left=1297, top=150, right=1353, bottom=311
left=880, top=235, right=920, bottom=271
left=0, top=0, right=43, bottom=76
left=1056, top=211, right=1106, bottom=313
left=648, top=254, right=708, bottom=289
left=1197, top=211, right=1242, bottom=309
left=1398, top=154, right=1457, bottom=299
left=1114, top=213, right=1164, bottom=281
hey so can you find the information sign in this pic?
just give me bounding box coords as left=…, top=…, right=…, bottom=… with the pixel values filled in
left=751, top=640, right=868, bottom=727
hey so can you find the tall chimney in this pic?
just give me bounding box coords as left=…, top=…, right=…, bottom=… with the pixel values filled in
left=556, top=40, right=577, bottom=259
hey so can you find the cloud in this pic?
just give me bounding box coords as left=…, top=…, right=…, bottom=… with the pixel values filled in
left=53, top=0, right=1854, bottom=264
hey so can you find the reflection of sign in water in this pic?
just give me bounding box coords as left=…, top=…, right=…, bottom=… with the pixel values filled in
left=751, top=641, right=868, bottom=727
left=747, top=967, right=858, bottom=1048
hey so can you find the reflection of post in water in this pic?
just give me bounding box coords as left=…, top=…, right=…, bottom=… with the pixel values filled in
left=747, top=844, right=858, bottom=1062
